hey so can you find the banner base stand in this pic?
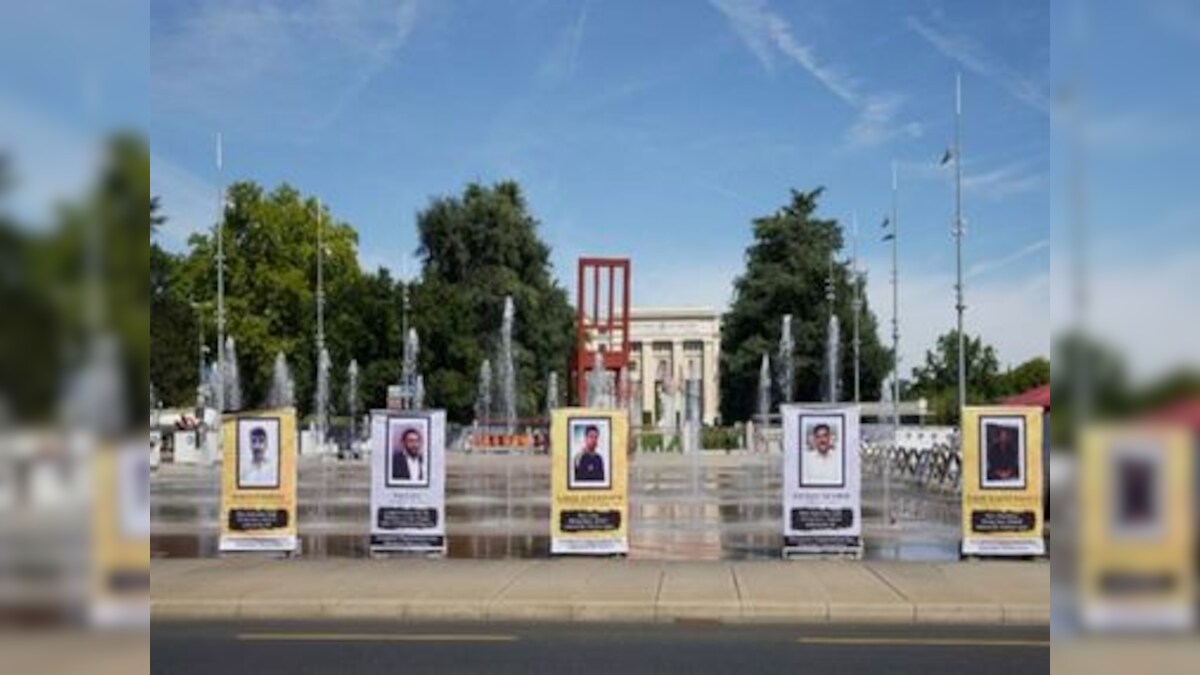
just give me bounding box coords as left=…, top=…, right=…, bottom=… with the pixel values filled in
left=369, top=548, right=446, bottom=558
left=218, top=535, right=300, bottom=556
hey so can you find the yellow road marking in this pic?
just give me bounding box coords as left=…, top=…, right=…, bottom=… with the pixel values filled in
left=797, top=637, right=1049, bottom=648
left=237, top=633, right=518, bottom=643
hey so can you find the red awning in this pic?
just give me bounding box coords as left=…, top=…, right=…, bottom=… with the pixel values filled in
left=1003, top=384, right=1050, bottom=410
left=1144, top=397, right=1200, bottom=433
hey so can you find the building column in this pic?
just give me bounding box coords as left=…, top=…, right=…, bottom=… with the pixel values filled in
left=702, top=339, right=718, bottom=425
left=639, top=341, right=653, bottom=425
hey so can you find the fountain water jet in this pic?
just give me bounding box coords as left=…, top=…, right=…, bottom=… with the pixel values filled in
left=497, top=296, right=517, bottom=433
left=546, top=371, right=559, bottom=414
left=825, top=315, right=842, bottom=402
left=757, top=353, right=772, bottom=425
left=222, top=336, right=242, bottom=412
left=314, top=346, right=330, bottom=450
left=777, top=315, right=794, bottom=405
left=346, top=359, right=359, bottom=443
left=267, top=352, right=295, bottom=408
left=475, top=358, right=493, bottom=427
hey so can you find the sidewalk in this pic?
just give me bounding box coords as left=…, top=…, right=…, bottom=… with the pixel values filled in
left=152, top=558, right=1048, bottom=626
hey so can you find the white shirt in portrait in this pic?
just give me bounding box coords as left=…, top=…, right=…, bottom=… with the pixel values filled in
left=803, top=449, right=843, bottom=486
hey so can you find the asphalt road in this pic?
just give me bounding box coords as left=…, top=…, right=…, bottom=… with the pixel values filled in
left=152, top=621, right=1048, bottom=674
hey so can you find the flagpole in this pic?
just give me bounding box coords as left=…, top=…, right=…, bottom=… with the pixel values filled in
left=954, top=73, right=966, bottom=419
left=887, top=160, right=898, bottom=527
left=215, top=132, right=225, bottom=464
left=851, top=211, right=861, bottom=405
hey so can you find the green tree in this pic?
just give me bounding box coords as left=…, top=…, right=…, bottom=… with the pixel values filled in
left=411, top=181, right=573, bottom=423
left=720, top=188, right=891, bottom=421
left=907, top=330, right=1015, bottom=423
left=998, top=356, right=1050, bottom=398
left=174, top=182, right=363, bottom=414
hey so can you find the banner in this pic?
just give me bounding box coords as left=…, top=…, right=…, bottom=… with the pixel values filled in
left=91, top=440, right=151, bottom=625
left=219, top=408, right=298, bottom=553
left=960, top=406, right=1045, bottom=556
left=550, top=408, right=629, bottom=555
left=369, top=410, right=447, bottom=554
left=1079, top=425, right=1195, bottom=631
left=781, top=404, right=863, bottom=557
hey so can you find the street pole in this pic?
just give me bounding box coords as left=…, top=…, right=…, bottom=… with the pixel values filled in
left=887, top=160, right=899, bottom=527
left=852, top=211, right=861, bottom=405
left=316, top=199, right=326, bottom=451
left=214, top=133, right=225, bottom=463
left=954, top=74, right=967, bottom=419
left=825, top=253, right=836, bottom=403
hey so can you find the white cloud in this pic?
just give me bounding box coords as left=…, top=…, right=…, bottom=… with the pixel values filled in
left=150, top=154, right=219, bottom=250
left=864, top=257, right=1051, bottom=373
left=1051, top=249, right=1200, bottom=383
left=710, top=0, right=919, bottom=147
left=907, top=15, right=1049, bottom=114
left=0, top=95, right=102, bottom=228
left=152, top=0, right=424, bottom=135
left=961, top=161, right=1045, bottom=200
left=968, top=238, right=1049, bottom=278
left=539, top=0, right=590, bottom=84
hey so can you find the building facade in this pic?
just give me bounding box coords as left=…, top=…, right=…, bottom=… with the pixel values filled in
left=627, top=308, right=722, bottom=427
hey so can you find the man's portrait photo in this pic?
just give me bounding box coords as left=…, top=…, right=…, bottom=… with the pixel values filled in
left=568, top=417, right=611, bottom=490
left=981, top=418, right=1025, bottom=489
left=799, top=415, right=845, bottom=488
left=237, top=418, right=281, bottom=490
left=387, top=417, right=431, bottom=488
left=1110, top=443, right=1165, bottom=540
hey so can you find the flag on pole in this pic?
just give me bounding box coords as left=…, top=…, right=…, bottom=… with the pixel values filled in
left=882, top=233, right=895, bottom=242
left=881, top=216, right=890, bottom=229
left=940, top=148, right=954, bottom=165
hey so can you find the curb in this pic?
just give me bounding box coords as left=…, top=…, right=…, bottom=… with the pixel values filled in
left=151, top=598, right=1049, bottom=626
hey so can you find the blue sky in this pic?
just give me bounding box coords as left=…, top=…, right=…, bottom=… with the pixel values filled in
left=145, top=0, right=1055, bottom=372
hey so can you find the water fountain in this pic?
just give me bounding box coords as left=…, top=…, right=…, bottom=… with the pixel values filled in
left=546, top=371, right=559, bottom=414
left=314, top=346, right=330, bottom=451
left=346, top=359, right=359, bottom=444
left=657, top=366, right=677, bottom=433
left=222, top=336, right=242, bottom=412
left=825, top=314, right=842, bottom=403
left=586, top=350, right=607, bottom=408
left=402, top=328, right=420, bottom=408
left=757, top=353, right=772, bottom=425
left=498, top=296, right=517, bottom=434
left=266, top=352, right=295, bottom=408
left=683, top=361, right=701, bottom=455
left=475, top=358, right=493, bottom=427
left=777, top=315, right=794, bottom=405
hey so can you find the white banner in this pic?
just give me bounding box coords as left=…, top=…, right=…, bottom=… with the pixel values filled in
left=369, top=410, right=447, bottom=554
left=782, top=404, right=863, bottom=557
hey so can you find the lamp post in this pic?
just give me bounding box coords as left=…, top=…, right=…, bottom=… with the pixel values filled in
left=953, top=74, right=967, bottom=419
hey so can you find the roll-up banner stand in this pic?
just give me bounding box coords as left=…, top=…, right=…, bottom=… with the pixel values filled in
left=550, top=408, right=629, bottom=556
left=219, top=408, right=299, bottom=553
left=369, top=410, right=447, bottom=555
left=960, top=406, right=1045, bottom=557
left=781, top=404, right=863, bottom=558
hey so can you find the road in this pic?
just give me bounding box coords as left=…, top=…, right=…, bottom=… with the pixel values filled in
left=152, top=621, right=1048, bottom=674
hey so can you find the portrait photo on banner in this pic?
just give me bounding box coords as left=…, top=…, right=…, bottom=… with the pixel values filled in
left=237, top=418, right=281, bottom=490
left=387, top=416, right=432, bottom=488
left=120, top=445, right=151, bottom=539
left=980, top=416, right=1026, bottom=489
left=567, top=417, right=611, bottom=491
left=799, top=414, right=845, bottom=488
left=1109, top=441, right=1166, bottom=540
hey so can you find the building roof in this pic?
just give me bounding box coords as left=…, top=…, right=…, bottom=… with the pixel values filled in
left=1143, top=396, right=1200, bottom=433
left=1002, top=384, right=1050, bottom=409
left=629, top=307, right=722, bottom=321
